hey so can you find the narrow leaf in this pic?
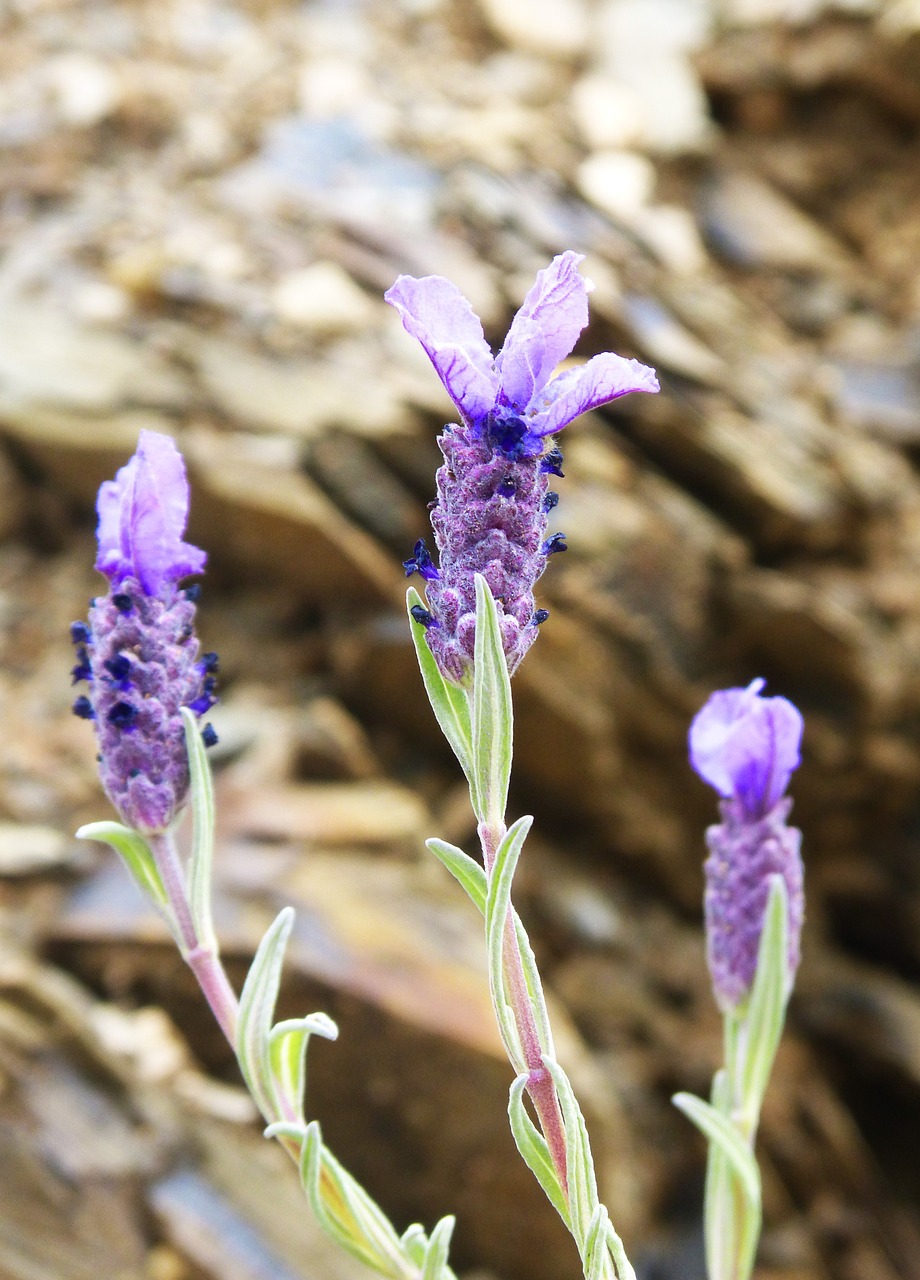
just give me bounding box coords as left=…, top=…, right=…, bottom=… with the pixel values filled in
left=584, top=1206, right=611, bottom=1280
left=268, top=1012, right=339, bottom=1125
left=543, top=1055, right=599, bottom=1245
left=407, top=588, right=475, bottom=795
left=181, top=707, right=217, bottom=949
left=471, top=575, right=513, bottom=825
left=605, top=1220, right=638, bottom=1280
left=76, top=821, right=168, bottom=909
left=425, top=838, right=487, bottom=914
left=399, top=1224, right=428, bottom=1266
left=421, top=1215, right=455, bottom=1280
left=237, top=908, right=295, bottom=1120
left=740, top=876, right=790, bottom=1117
left=484, top=816, right=533, bottom=1068
left=671, top=1092, right=760, bottom=1210
left=508, top=1074, right=571, bottom=1227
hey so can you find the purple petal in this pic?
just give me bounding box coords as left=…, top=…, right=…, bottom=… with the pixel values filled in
left=95, top=430, right=206, bottom=596
left=689, top=679, right=803, bottom=816
left=526, top=352, right=660, bottom=437
left=385, top=275, right=498, bottom=426
left=496, top=252, right=590, bottom=409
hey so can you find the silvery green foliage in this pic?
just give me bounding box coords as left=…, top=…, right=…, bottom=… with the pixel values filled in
left=415, top=576, right=636, bottom=1280
left=674, top=876, right=791, bottom=1280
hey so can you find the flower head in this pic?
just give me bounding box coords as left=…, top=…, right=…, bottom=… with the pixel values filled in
left=386, top=251, right=658, bottom=460
left=689, top=678, right=803, bottom=820
left=387, top=253, right=659, bottom=682
left=96, top=429, right=207, bottom=596
left=72, top=431, right=217, bottom=834
left=689, top=679, right=805, bottom=1010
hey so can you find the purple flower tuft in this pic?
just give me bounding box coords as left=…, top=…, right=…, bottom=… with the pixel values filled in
left=72, top=431, right=217, bottom=834
left=689, top=679, right=805, bottom=1010
left=387, top=253, right=659, bottom=682
left=96, top=429, right=206, bottom=597
left=689, top=678, right=803, bottom=820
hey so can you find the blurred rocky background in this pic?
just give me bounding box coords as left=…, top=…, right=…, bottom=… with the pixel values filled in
left=3, top=0, right=920, bottom=1277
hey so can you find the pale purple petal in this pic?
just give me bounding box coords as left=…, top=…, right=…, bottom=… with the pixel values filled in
left=689, top=679, right=803, bottom=817
left=95, top=430, right=206, bottom=596
left=496, top=252, right=590, bottom=408
left=385, top=275, right=498, bottom=425
left=527, top=352, right=660, bottom=437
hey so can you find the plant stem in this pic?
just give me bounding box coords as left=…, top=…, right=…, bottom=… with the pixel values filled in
left=150, top=830, right=239, bottom=1046
left=479, top=820, right=569, bottom=1197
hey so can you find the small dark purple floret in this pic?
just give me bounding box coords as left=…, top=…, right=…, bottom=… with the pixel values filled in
left=410, top=604, right=438, bottom=629
left=112, top=592, right=133, bottom=614
left=532, top=609, right=549, bottom=626
left=70, top=621, right=91, bottom=645
left=71, top=648, right=92, bottom=684
left=201, top=651, right=219, bottom=673
left=104, top=654, right=132, bottom=683
left=73, top=695, right=95, bottom=720
left=403, top=539, right=440, bottom=582
left=540, top=448, right=565, bottom=478
left=201, top=723, right=218, bottom=748
left=184, top=583, right=202, bottom=602
left=108, top=700, right=138, bottom=729
left=496, top=475, right=517, bottom=498
left=542, top=533, right=567, bottom=556
left=542, top=492, right=559, bottom=513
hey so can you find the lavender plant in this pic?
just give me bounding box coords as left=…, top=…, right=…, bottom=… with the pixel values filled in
left=675, top=680, right=805, bottom=1280
left=73, top=430, right=459, bottom=1280
left=388, top=252, right=659, bottom=1280
left=69, top=264, right=808, bottom=1280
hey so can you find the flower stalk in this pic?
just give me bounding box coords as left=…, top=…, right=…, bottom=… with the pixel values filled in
left=674, top=680, right=805, bottom=1280
left=74, top=431, right=458, bottom=1280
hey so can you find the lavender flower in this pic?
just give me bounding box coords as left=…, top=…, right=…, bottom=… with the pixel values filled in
left=689, top=679, right=805, bottom=1010
left=387, top=252, right=658, bottom=683
left=71, top=430, right=217, bottom=834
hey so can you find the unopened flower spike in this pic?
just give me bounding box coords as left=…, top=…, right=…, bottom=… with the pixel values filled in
left=689, top=678, right=805, bottom=1010
left=70, top=429, right=218, bottom=835
left=387, top=251, right=659, bottom=683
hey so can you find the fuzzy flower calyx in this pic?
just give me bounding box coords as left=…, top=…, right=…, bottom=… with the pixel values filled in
left=72, top=430, right=217, bottom=835
left=689, top=679, right=805, bottom=1010
left=387, top=253, right=659, bottom=682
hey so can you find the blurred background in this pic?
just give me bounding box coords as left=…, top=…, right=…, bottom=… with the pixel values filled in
left=2, top=1, right=920, bottom=1277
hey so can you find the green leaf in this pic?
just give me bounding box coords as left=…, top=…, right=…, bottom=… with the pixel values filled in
left=471, top=575, right=513, bottom=825
left=76, top=821, right=168, bottom=909
left=181, top=707, right=217, bottom=949
left=399, top=1224, right=428, bottom=1267
left=484, top=815, right=533, bottom=1069
left=268, top=1012, right=338, bottom=1125
left=407, top=588, right=475, bottom=797
left=584, top=1206, right=611, bottom=1280
left=300, top=1121, right=414, bottom=1279
left=425, top=838, right=487, bottom=914
left=237, top=908, right=295, bottom=1120
left=421, top=1215, right=455, bottom=1280
left=543, top=1055, right=599, bottom=1246
left=605, top=1220, right=638, bottom=1280
left=508, top=1074, right=571, bottom=1228
left=740, top=876, right=790, bottom=1120
left=671, top=1092, right=761, bottom=1212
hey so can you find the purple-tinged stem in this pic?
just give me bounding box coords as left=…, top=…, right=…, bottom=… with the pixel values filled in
left=479, top=820, right=569, bottom=1198
left=150, top=830, right=240, bottom=1046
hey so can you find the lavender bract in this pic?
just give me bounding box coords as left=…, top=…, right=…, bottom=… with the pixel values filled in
left=387, top=252, right=659, bottom=683
left=72, top=430, right=217, bottom=834
left=689, top=679, right=804, bottom=1010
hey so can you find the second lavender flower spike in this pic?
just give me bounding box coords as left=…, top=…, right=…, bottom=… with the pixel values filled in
left=388, top=252, right=658, bottom=683
left=677, top=678, right=806, bottom=1280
